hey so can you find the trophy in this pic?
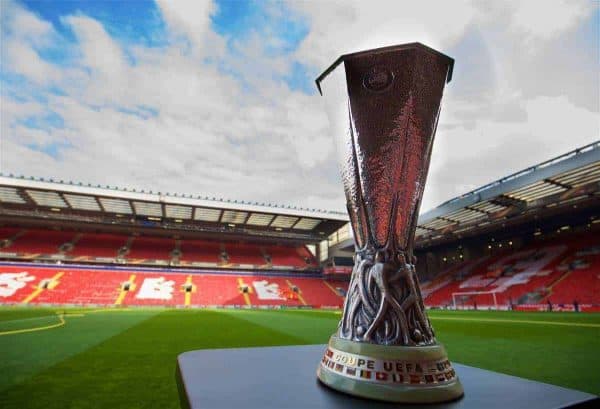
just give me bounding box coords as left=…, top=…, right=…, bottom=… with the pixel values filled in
left=316, top=43, right=463, bottom=403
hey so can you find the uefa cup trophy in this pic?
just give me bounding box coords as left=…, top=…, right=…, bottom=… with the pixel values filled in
left=316, top=43, right=463, bottom=403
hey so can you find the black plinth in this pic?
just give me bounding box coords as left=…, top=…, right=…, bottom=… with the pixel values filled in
left=176, top=345, right=598, bottom=409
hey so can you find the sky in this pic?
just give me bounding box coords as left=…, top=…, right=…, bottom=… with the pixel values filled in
left=1, top=0, right=598, bottom=213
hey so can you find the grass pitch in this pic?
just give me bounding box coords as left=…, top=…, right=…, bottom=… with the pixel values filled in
left=0, top=308, right=598, bottom=408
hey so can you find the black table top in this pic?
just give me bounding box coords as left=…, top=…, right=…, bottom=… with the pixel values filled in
left=176, top=344, right=598, bottom=409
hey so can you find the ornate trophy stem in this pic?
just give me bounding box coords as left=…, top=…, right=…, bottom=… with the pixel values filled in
left=316, top=43, right=463, bottom=403
left=340, top=250, right=432, bottom=346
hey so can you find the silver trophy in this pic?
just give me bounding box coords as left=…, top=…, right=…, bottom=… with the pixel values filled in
left=316, top=43, right=463, bottom=403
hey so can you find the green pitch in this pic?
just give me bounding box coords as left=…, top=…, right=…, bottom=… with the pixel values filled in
left=0, top=308, right=598, bottom=408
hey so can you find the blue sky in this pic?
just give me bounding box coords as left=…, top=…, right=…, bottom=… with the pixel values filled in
left=1, top=0, right=598, bottom=211
left=21, top=0, right=166, bottom=47
left=12, top=0, right=312, bottom=93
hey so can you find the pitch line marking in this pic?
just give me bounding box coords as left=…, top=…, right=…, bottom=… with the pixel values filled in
left=0, top=315, right=61, bottom=325
left=0, top=314, right=65, bottom=336
left=0, top=313, right=84, bottom=325
left=0, top=312, right=87, bottom=336
left=429, top=316, right=600, bottom=328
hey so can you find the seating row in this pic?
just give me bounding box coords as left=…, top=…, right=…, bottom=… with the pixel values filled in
left=422, top=232, right=600, bottom=309
left=0, top=264, right=348, bottom=308
left=0, top=228, right=316, bottom=269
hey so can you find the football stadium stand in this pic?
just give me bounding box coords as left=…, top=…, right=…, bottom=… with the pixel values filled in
left=0, top=141, right=598, bottom=310
left=125, top=236, right=175, bottom=262
left=0, top=264, right=348, bottom=308
left=327, top=141, right=600, bottom=312
left=68, top=233, right=128, bottom=259
left=0, top=228, right=318, bottom=270
left=421, top=231, right=600, bottom=312
left=1, top=229, right=76, bottom=257
left=179, top=239, right=222, bottom=264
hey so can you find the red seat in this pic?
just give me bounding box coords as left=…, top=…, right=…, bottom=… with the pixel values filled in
left=424, top=232, right=600, bottom=308
left=69, top=233, right=127, bottom=259
left=5, top=229, right=75, bottom=255
left=0, top=265, right=348, bottom=308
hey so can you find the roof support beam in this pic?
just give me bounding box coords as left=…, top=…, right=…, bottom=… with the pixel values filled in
left=17, top=188, right=36, bottom=206
left=491, top=195, right=527, bottom=210
left=57, top=192, right=71, bottom=210
left=130, top=200, right=137, bottom=216
left=544, top=178, right=572, bottom=190
left=465, top=206, right=490, bottom=215
left=242, top=212, right=252, bottom=225
left=438, top=216, right=459, bottom=224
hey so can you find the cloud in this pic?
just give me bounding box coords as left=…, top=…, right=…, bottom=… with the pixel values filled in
left=155, top=0, right=217, bottom=49
left=3, top=41, right=59, bottom=85
left=291, top=0, right=477, bottom=69
left=289, top=0, right=598, bottom=211
left=0, top=1, right=62, bottom=85
left=1, top=0, right=338, bottom=210
left=509, top=0, right=594, bottom=40
left=0, top=0, right=598, bottom=216
left=64, top=16, right=127, bottom=78
left=424, top=95, right=599, bottom=210
left=0, top=0, right=55, bottom=47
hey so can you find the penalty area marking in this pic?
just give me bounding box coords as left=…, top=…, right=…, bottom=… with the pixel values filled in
left=0, top=313, right=85, bottom=336
left=429, top=316, right=600, bottom=328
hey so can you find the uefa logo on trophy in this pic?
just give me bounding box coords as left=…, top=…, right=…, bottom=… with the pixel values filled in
left=315, top=43, right=463, bottom=403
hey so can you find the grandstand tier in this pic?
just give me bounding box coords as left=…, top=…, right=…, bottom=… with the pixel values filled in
left=68, top=233, right=127, bottom=259
left=1, top=225, right=598, bottom=310
left=421, top=231, right=600, bottom=312
left=0, top=228, right=318, bottom=270
left=0, top=142, right=598, bottom=311
left=0, top=264, right=348, bottom=308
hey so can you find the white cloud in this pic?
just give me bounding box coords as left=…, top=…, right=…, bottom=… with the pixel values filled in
left=3, top=41, right=61, bottom=85
left=1, top=0, right=340, bottom=209
left=0, top=96, right=45, bottom=119
left=154, top=0, right=225, bottom=60
left=155, top=0, right=216, bottom=44
left=423, top=95, right=599, bottom=210
left=291, top=0, right=477, bottom=69
left=64, top=16, right=127, bottom=78
left=509, top=0, right=594, bottom=40
left=0, top=1, right=62, bottom=85
left=1, top=0, right=55, bottom=47
left=1, top=0, right=598, bottom=216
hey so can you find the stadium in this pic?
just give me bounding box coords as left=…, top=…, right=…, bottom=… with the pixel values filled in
left=1, top=141, right=599, bottom=408
left=1, top=1, right=599, bottom=408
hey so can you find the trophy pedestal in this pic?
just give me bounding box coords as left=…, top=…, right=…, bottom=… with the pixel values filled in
left=317, top=336, right=463, bottom=403
left=176, top=344, right=597, bottom=409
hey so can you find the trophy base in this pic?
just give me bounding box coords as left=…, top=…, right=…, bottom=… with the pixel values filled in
left=317, top=335, right=464, bottom=403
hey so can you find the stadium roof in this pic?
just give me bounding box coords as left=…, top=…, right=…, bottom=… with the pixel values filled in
left=415, top=141, right=600, bottom=247
left=0, top=175, right=347, bottom=242
left=2, top=142, right=598, bottom=246
left=326, top=141, right=600, bottom=253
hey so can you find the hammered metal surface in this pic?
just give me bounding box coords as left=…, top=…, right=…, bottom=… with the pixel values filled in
left=319, top=44, right=453, bottom=346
